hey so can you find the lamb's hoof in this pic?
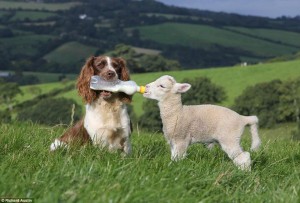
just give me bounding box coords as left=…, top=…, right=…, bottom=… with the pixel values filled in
left=171, top=153, right=186, bottom=162
left=233, top=152, right=251, bottom=171
left=206, top=143, right=215, bottom=150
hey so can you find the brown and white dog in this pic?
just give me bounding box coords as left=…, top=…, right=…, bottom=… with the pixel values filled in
left=50, top=56, right=132, bottom=154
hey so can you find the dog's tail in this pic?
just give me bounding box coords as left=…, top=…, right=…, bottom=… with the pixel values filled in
left=243, top=116, right=261, bottom=151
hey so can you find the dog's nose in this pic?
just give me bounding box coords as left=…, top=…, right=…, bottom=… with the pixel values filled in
left=106, top=70, right=116, bottom=78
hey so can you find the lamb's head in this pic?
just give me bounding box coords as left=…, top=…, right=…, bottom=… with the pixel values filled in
left=143, top=75, right=191, bottom=101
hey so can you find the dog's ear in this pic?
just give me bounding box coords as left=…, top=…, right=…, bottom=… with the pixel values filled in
left=77, top=56, right=97, bottom=104
left=116, top=57, right=130, bottom=81
left=114, top=57, right=132, bottom=103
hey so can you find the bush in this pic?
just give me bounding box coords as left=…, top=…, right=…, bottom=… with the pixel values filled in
left=139, top=77, right=227, bottom=132
left=292, top=122, right=300, bottom=141
left=17, top=98, right=82, bottom=126
left=233, top=78, right=300, bottom=128
left=0, top=110, right=11, bottom=123
left=182, top=77, right=226, bottom=105
left=139, top=100, right=162, bottom=132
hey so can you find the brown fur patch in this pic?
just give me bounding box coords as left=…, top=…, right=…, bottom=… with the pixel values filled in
left=59, top=119, right=91, bottom=146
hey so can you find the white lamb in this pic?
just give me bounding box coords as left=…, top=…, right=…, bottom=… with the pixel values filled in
left=143, top=75, right=261, bottom=171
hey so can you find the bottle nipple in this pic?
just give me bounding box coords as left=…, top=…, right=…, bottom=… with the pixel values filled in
left=139, top=86, right=146, bottom=94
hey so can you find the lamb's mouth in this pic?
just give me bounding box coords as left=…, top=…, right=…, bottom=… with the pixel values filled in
left=143, top=91, right=150, bottom=97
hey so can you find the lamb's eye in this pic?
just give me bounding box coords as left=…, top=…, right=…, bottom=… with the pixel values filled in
left=159, top=85, right=165, bottom=88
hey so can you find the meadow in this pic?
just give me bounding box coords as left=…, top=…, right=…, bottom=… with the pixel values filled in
left=0, top=1, right=80, bottom=11
left=0, top=121, right=299, bottom=202
left=17, top=59, right=300, bottom=117
left=0, top=34, right=53, bottom=57
left=9, top=11, right=58, bottom=22
left=43, top=42, right=99, bottom=65
left=225, top=27, right=300, bottom=47
left=2, top=58, right=300, bottom=202
left=137, top=23, right=299, bottom=59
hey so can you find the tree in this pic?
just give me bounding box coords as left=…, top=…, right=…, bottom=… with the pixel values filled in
left=233, top=79, right=300, bottom=128
left=0, top=110, right=11, bottom=123
left=108, top=44, right=181, bottom=73
left=278, top=78, right=300, bottom=123
left=139, top=55, right=180, bottom=72
left=108, top=44, right=141, bottom=72
left=139, top=100, right=162, bottom=132
left=181, top=77, right=226, bottom=105
left=0, top=82, right=22, bottom=111
left=280, top=78, right=300, bottom=140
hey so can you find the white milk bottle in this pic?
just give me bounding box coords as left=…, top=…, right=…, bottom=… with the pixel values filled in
left=90, top=75, right=145, bottom=95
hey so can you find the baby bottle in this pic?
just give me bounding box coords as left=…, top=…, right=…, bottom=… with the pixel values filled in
left=90, top=75, right=145, bottom=95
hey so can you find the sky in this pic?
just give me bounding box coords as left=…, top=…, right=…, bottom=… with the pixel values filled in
left=157, top=0, right=300, bottom=18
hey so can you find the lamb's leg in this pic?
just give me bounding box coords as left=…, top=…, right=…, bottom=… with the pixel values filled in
left=170, top=140, right=189, bottom=161
left=206, top=143, right=215, bottom=150
left=219, top=141, right=251, bottom=171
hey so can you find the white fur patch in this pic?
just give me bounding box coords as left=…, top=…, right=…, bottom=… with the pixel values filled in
left=233, top=152, right=251, bottom=171
left=106, top=56, right=114, bottom=71
left=50, top=139, right=66, bottom=151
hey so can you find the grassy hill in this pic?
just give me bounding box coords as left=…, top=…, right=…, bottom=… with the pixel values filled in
left=225, top=27, right=300, bottom=47
left=0, top=34, right=53, bottom=57
left=1, top=0, right=300, bottom=72
left=43, top=41, right=99, bottom=65
left=0, top=120, right=299, bottom=202
left=9, top=11, right=58, bottom=22
left=0, top=1, right=80, bottom=11
left=16, top=59, right=300, bottom=117
left=137, top=23, right=300, bottom=62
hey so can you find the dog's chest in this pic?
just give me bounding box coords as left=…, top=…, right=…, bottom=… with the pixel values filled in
left=85, top=103, right=123, bottom=129
left=84, top=102, right=128, bottom=142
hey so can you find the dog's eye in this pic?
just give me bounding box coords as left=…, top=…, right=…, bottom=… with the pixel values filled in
left=96, top=61, right=106, bottom=69
left=112, top=62, right=118, bottom=68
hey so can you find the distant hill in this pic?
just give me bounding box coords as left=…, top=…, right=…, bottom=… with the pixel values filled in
left=0, top=0, right=300, bottom=73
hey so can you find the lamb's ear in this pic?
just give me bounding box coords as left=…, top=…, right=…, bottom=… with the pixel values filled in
left=174, top=83, right=191, bottom=93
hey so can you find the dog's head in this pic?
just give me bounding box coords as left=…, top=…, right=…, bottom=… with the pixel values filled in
left=77, top=56, right=131, bottom=104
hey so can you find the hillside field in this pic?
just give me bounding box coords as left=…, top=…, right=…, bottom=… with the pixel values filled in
left=0, top=1, right=80, bottom=11
left=17, top=59, right=300, bottom=117
left=137, top=23, right=300, bottom=62
left=43, top=42, right=99, bottom=65
left=0, top=121, right=299, bottom=202
left=9, top=11, right=58, bottom=22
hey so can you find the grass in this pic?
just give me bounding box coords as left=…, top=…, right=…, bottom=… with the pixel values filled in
left=15, top=81, right=75, bottom=105
left=137, top=23, right=299, bottom=58
left=43, top=41, right=99, bottom=64
left=226, top=27, right=300, bottom=47
left=15, top=59, right=300, bottom=117
left=130, top=59, right=300, bottom=116
left=0, top=1, right=80, bottom=11
left=0, top=122, right=299, bottom=202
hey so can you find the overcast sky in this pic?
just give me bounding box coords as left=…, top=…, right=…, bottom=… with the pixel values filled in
left=157, top=0, right=300, bottom=18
